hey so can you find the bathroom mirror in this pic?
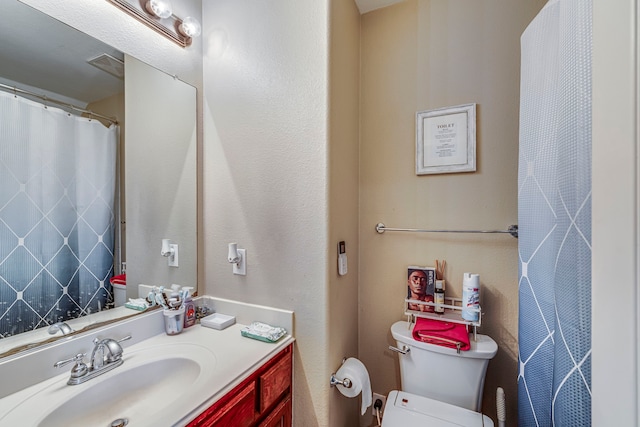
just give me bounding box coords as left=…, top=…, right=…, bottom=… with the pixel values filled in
left=0, top=1, right=197, bottom=358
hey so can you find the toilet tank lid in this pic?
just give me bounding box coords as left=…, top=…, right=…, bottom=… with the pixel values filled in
left=391, top=321, right=497, bottom=359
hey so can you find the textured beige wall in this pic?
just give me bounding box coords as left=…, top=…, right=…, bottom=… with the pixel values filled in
left=359, top=1, right=545, bottom=424
left=201, top=1, right=331, bottom=425
left=328, top=1, right=361, bottom=426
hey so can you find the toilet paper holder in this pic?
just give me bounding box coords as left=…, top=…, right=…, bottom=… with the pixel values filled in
left=330, top=374, right=352, bottom=388
left=330, top=357, right=352, bottom=388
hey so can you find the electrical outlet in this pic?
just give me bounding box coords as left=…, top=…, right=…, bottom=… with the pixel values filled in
left=371, top=393, right=387, bottom=418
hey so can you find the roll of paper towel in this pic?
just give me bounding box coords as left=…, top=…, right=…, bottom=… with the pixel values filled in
left=335, top=357, right=372, bottom=415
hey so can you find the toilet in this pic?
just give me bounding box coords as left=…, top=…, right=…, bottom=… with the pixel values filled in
left=382, top=320, right=498, bottom=426
left=112, top=282, right=126, bottom=307
left=110, top=274, right=127, bottom=307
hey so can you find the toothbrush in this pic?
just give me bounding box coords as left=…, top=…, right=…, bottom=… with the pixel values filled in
left=155, top=293, right=168, bottom=309
left=179, top=289, right=187, bottom=310
left=159, top=287, right=171, bottom=308
left=147, top=290, right=157, bottom=306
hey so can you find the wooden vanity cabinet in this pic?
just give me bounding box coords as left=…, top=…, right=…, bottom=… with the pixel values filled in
left=187, top=344, right=292, bottom=427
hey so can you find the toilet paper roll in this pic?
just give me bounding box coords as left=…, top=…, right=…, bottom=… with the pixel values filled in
left=335, top=357, right=372, bottom=415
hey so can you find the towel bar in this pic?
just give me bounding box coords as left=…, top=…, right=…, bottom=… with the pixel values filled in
left=375, top=223, right=518, bottom=238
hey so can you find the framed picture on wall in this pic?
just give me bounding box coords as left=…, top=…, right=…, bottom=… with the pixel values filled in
left=416, top=103, right=476, bottom=175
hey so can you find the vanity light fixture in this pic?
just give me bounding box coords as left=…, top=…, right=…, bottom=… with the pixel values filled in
left=107, top=0, right=201, bottom=47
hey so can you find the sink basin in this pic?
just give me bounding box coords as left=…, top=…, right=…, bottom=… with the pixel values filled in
left=0, top=343, right=216, bottom=427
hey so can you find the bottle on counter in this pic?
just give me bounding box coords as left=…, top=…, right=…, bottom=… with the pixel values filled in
left=434, top=280, right=445, bottom=314
left=182, top=287, right=197, bottom=328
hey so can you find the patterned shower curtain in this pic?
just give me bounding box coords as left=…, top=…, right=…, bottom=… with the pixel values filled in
left=517, top=0, right=592, bottom=425
left=0, top=90, right=117, bottom=337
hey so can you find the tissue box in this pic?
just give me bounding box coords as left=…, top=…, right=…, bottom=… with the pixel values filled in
left=201, top=313, right=236, bottom=330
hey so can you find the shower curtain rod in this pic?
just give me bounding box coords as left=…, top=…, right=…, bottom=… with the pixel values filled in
left=375, top=223, right=519, bottom=238
left=0, top=82, right=118, bottom=125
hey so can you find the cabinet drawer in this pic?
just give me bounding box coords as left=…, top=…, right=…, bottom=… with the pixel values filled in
left=188, top=344, right=293, bottom=427
left=190, top=381, right=256, bottom=426
left=258, top=395, right=292, bottom=427
left=259, top=350, right=292, bottom=411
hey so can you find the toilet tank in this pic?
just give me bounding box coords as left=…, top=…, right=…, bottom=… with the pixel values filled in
left=390, top=321, right=497, bottom=412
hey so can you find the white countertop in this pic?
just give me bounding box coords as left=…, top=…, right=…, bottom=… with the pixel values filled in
left=0, top=297, right=294, bottom=426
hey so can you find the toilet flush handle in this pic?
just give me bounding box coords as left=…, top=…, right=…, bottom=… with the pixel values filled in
left=389, top=345, right=411, bottom=355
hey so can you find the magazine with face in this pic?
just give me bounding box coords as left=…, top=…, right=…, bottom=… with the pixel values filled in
left=407, top=266, right=436, bottom=312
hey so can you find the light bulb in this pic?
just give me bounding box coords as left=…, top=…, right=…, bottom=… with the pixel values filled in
left=145, top=0, right=173, bottom=19
left=179, top=16, right=201, bottom=38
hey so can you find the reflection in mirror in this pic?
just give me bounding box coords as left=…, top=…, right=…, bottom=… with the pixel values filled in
left=0, top=0, right=124, bottom=341
left=0, top=1, right=197, bottom=359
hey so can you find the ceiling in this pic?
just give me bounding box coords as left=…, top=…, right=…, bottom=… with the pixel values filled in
left=0, top=1, right=124, bottom=107
left=354, top=0, right=407, bottom=14
left=0, top=0, right=405, bottom=107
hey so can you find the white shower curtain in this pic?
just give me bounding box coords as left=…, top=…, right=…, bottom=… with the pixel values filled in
left=517, top=0, right=592, bottom=425
left=0, top=90, right=117, bottom=337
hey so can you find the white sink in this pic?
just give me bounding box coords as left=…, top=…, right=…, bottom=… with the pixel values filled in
left=0, top=343, right=216, bottom=427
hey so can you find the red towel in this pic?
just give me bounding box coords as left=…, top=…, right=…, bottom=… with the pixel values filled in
left=110, top=274, right=126, bottom=286
left=412, top=317, right=470, bottom=352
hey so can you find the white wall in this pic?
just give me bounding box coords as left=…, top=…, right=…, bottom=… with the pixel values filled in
left=201, top=1, right=331, bottom=425
left=592, top=0, right=639, bottom=425
left=125, top=55, right=197, bottom=293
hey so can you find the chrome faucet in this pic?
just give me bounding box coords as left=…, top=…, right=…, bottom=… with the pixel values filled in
left=54, top=335, right=131, bottom=385
left=48, top=322, right=73, bottom=336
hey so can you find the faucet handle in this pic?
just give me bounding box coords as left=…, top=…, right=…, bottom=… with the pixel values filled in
left=54, top=353, right=85, bottom=368
left=54, top=353, right=88, bottom=379
left=48, top=322, right=74, bottom=336
left=103, top=335, right=132, bottom=363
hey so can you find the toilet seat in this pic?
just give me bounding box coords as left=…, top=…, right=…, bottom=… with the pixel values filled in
left=381, top=391, right=494, bottom=427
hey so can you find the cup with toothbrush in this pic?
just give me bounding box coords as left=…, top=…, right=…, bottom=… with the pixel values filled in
left=153, top=286, right=185, bottom=335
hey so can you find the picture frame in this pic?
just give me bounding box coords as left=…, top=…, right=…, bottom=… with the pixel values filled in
left=416, top=103, right=476, bottom=175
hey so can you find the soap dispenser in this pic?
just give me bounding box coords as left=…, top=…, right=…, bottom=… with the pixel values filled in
left=182, top=287, right=197, bottom=328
